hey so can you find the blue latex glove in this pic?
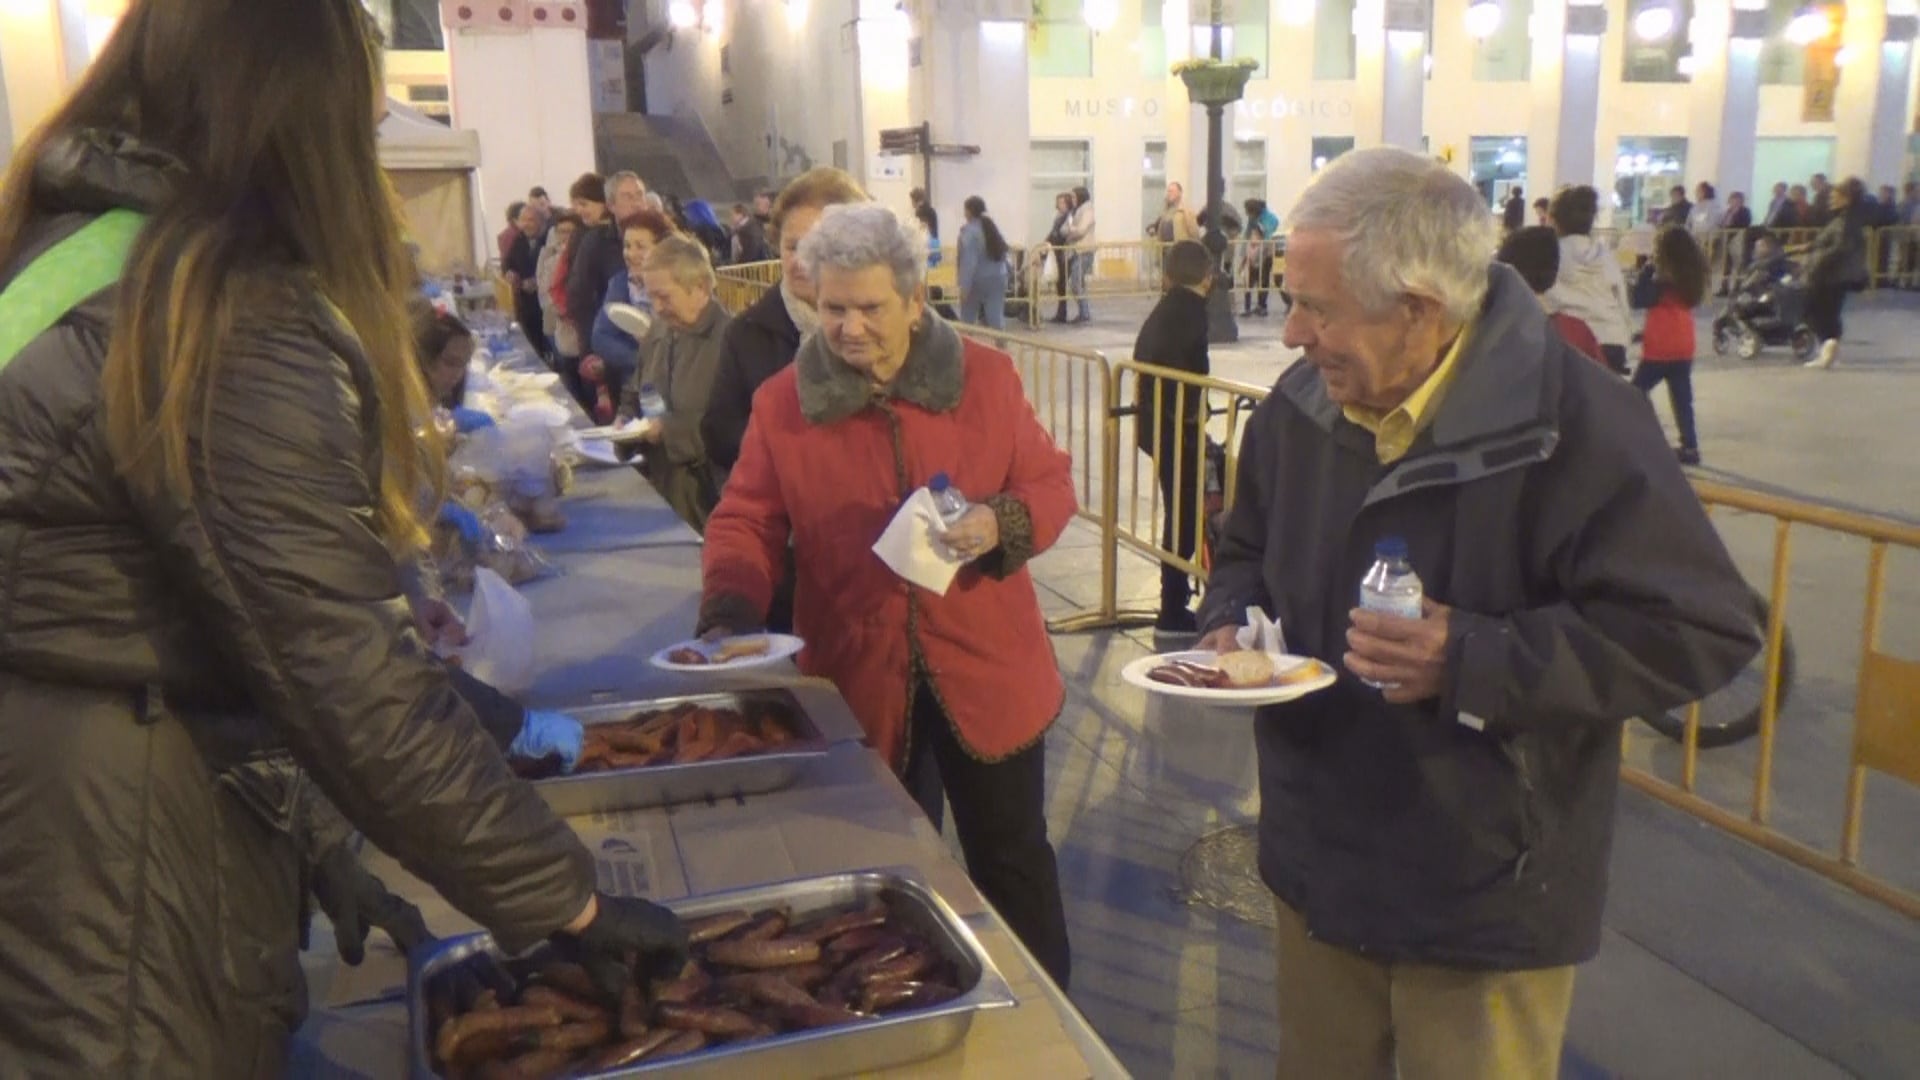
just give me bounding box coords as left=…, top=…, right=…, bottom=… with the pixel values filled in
left=438, top=502, right=486, bottom=546
left=511, top=710, right=584, bottom=772
left=450, top=407, right=495, bottom=433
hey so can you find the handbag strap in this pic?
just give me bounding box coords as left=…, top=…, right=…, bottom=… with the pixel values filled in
left=0, top=209, right=147, bottom=370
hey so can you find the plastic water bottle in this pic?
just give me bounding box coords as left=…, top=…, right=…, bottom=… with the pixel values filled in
left=637, top=384, right=667, bottom=421
left=1358, top=536, right=1423, bottom=689
left=928, top=472, right=969, bottom=526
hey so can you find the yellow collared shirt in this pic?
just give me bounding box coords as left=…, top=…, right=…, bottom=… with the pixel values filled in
left=1343, top=319, right=1474, bottom=465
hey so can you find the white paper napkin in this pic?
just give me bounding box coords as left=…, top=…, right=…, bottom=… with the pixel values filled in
left=1234, top=605, right=1286, bottom=653
left=872, top=489, right=968, bottom=596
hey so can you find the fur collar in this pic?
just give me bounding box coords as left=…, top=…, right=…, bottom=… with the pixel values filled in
left=796, top=313, right=965, bottom=425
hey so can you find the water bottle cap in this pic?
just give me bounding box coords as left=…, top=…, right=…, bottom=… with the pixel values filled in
left=1375, top=536, right=1409, bottom=560
left=929, top=472, right=952, bottom=492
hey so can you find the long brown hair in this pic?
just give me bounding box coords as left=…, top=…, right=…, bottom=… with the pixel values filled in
left=0, top=0, right=436, bottom=549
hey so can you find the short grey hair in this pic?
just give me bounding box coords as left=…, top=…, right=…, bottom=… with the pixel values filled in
left=606, top=170, right=646, bottom=201
left=642, top=234, right=716, bottom=292
left=1286, top=147, right=1495, bottom=324
left=797, top=203, right=928, bottom=300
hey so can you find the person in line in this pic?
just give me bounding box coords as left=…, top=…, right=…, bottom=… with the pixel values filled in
left=564, top=172, right=644, bottom=399
left=682, top=198, right=731, bottom=267
left=618, top=236, right=732, bottom=531
left=1497, top=225, right=1606, bottom=366
left=1802, top=177, right=1872, bottom=370
left=1131, top=240, right=1213, bottom=641
left=589, top=208, right=681, bottom=407
left=497, top=200, right=526, bottom=265
left=1634, top=227, right=1711, bottom=464
left=1689, top=181, right=1721, bottom=237
left=1064, top=185, right=1096, bottom=324
left=703, top=168, right=868, bottom=635
left=1151, top=181, right=1201, bottom=244
left=956, top=196, right=1011, bottom=331
left=1241, top=197, right=1280, bottom=317
left=1044, top=191, right=1075, bottom=324
left=1787, top=183, right=1814, bottom=228
left=1545, top=185, right=1635, bottom=374
left=537, top=211, right=582, bottom=365
left=1198, top=148, right=1761, bottom=1080
left=1532, top=196, right=1552, bottom=226
left=704, top=167, right=868, bottom=484
left=0, top=4, right=686, bottom=1072
left=699, top=204, right=1075, bottom=990
left=501, top=198, right=549, bottom=357
left=552, top=173, right=613, bottom=408
left=528, top=184, right=554, bottom=224
left=731, top=201, right=771, bottom=264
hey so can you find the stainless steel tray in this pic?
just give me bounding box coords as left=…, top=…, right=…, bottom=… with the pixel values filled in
left=408, top=868, right=1018, bottom=1079
left=534, top=690, right=832, bottom=816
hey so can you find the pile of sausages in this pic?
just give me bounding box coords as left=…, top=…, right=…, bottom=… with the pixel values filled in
left=510, top=703, right=799, bottom=779
left=429, top=897, right=967, bottom=1078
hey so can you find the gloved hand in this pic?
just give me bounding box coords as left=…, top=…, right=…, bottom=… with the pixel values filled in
left=554, top=893, right=690, bottom=1002
left=438, top=502, right=487, bottom=546
left=509, top=710, right=585, bottom=772
left=311, top=841, right=432, bottom=966
left=450, top=407, right=495, bottom=433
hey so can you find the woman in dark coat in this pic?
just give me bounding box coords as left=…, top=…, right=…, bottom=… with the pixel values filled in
left=0, top=5, right=681, bottom=1073
left=1802, top=177, right=1872, bottom=370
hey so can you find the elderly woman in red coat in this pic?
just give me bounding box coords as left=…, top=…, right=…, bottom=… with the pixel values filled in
left=699, top=203, right=1075, bottom=988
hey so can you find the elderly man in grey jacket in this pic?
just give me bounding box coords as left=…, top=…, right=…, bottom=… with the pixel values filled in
left=1198, top=148, right=1761, bottom=1079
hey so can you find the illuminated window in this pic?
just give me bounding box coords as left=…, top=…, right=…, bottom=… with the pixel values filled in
left=1759, top=0, right=1807, bottom=84
left=1143, top=139, right=1169, bottom=234
left=1229, top=137, right=1268, bottom=209
left=1471, top=0, right=1533, bottom=81
left=1313, top=0, right=1358, bottom=79
left=1311, top=136, right=1356, bottom=172
left=1031, top=0, right=1095, bottom=77
left=1622, top=0, right=1694, bottom=83
left=1613, top=137, right=1689, bottom=225
left=1468, top=136, right=1529, bottom=211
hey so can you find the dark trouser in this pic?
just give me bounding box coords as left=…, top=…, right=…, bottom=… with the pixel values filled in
left=1600, top=344, right=1630, bottom=375
left=514, top=294, right=551, bottom=358
left=1052, top=250, right=1070, bottom=320
left=1805, top=281, right=1849, bottom=341
left=1632, top=361, right=1697, bottom=450
left=1153, top=434, right=1204, bottom=620
left=1244, top=255, right=1273, bottom=312
left=902, top=686, right=1070, bottom=990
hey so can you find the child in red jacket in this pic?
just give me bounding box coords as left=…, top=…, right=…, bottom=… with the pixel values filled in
left=1633, top=227, right=1711, bottom=465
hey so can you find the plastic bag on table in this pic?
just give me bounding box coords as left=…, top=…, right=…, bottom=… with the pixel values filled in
left=445, top=567, right=537, bottom=697
left=432, top=500, right=555, bottom=592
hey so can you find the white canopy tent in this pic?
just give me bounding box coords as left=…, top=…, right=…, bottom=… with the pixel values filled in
left=378, top=99, right=484, bottom=276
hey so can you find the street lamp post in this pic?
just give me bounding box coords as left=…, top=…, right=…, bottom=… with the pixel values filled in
left=1174, top=0, right=1249, bottom=342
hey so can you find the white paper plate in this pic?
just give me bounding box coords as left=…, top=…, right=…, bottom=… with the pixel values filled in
left=648, top=634, right=805, bottom=672
left=571, top=438, right=626, bottom=466
left=578, top=420, right=653, bottom=444
left=1120, top=649, right=1337, bottom=706
left=607, top=302, right=654, bottom=339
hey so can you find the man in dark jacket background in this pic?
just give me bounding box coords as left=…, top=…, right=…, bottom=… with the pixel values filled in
left=1197, top=148, right=1762, bottom=1078
left=1132, top=239, right=1213, bottom=640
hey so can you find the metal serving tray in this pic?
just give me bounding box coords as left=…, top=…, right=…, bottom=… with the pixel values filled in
left=408, top=868, right=1018, bottom=1079
left=534, top=690, right=833, bottom=816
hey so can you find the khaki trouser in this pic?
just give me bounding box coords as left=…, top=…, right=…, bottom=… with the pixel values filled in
left=1273, top=898, right=1575, bottom=1080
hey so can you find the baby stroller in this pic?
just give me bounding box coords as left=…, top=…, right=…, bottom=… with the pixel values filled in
left=1712, top=258, right=1819, bottom=362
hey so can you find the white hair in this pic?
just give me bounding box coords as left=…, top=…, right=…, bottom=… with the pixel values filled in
left=606, top=170, right=646, bottom=201
left=1286, top=147, right=1495, bottom=324
left=797, top=203, right=928, bottom=300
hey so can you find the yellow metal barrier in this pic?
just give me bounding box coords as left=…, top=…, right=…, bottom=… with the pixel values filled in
left=714, top=259, right=780, bottom=314
left=953, top=326, right=1119, bottom=632
left=1619, top=480, right=1920, bottom=920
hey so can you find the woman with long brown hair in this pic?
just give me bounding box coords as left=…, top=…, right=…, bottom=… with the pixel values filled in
left=0, top=3, right=682, bottom=1073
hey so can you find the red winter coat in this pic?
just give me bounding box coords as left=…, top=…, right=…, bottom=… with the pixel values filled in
left=701, top=318, right=1075, bottom=769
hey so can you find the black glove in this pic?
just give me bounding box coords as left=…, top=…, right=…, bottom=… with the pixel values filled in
left=311, top=841, right=432, bottom=966
left=554, top=893, right=690, bottom=1001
